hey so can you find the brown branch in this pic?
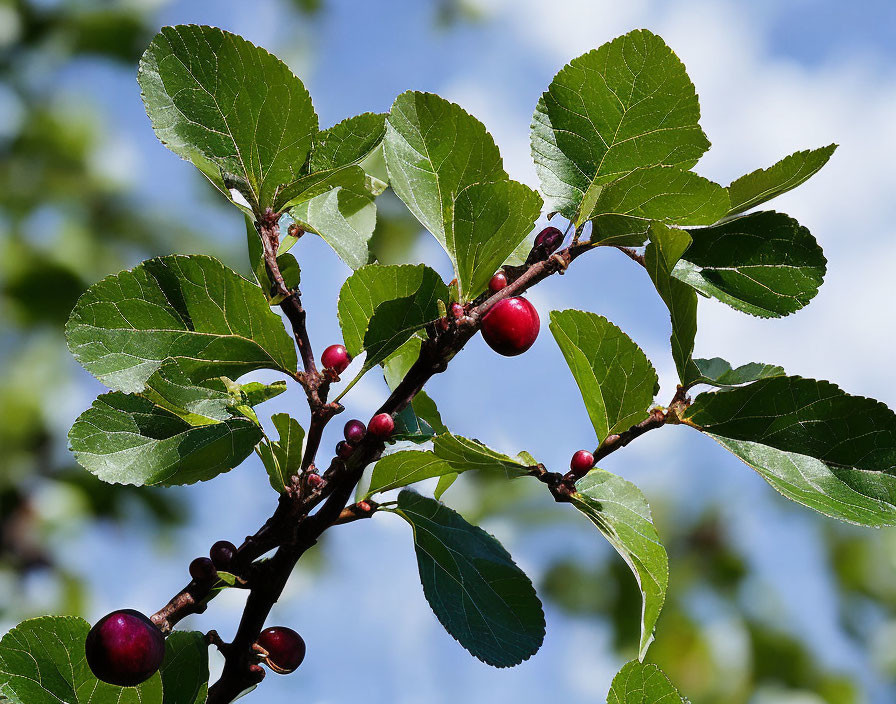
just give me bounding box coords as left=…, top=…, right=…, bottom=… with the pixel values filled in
left=614, top=245, right=645, bottom=267
left=197, top=239, right=596, bottom=703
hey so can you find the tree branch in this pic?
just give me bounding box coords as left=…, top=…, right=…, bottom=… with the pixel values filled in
left=190, top=237, right=597, bottom=703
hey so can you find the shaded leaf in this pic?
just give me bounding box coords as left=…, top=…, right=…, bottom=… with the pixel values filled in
left=139, top=25, right=317, bottom=214
left=259, top=413, right=305, bottom=492
left=588, top=166, right=728, bottom=246
left=310, top=112, right=387, bottom=173
left=69, top=392, right=262, bottom=487
left=645, top=223, right=697, bottom=383
left=66, top=255, right=297, bottom=393
left=0, top=616, right=163, bottom=704
left=550, top=310, right=658, bottom=445
left=531, top=29, right=710, bottom=222
left=571, top=470, right=668, bottom=660
left=685, top=376, right=896, bottom=526
left=338, top=264, right=448, bottom=359
left=672, top=211, right=826, bottom=318
left=727, top=144, right=837, bottom=216
left=452, top=181, right=542, bottom=300
left=160, top=631, right=209, bottom=704
left=391, top=491, right=545, bottom=667
left=684, top=357, right=784, bottom=389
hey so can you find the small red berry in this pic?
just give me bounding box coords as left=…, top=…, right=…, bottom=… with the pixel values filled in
left=336, top=440, right=354, bottom=459
left=210, top=540, right=237, bottom=570
left=256, top=626, right=306, bottom=674
left=368, top=413, right=395, bottom=438
left=321, top=344, right=351, bottom=374
left=306, top=473, right=323, bottom=488
left=488, top=271, right=508, bottom=292
left=189, top=557, right=217, bottom=582
left=569, top=450, right=595, bottom=478
left=344, top=419, right=366, bottom=444
left=481, top=297, right=540, bottom=356
left=534, top=226, right=563, bottom=255
left=450, top=302, right=464, bottom=319
left=357, top=501, right=372, bottom=513
left=85, top=610, right=165, bottom=687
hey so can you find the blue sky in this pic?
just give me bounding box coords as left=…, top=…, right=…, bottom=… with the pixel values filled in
left=17, top=0, right=896, bottom=701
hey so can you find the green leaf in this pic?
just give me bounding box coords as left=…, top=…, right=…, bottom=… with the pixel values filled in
left=571, top=470, right=668, bottom=660
left=160, top=631, right=209, bottom=704
left=550, top=310, right=658, bottom=445
left=367, top=434, right=534, bottom=496
left=259, top=413, right=306, bottom=492
left=384, top=90, right=506, bottom=254
left=684, top=357, right=785, bottom=389
left=672, top=211, right=826, bottom=318
left=434, top=473, right=458, bottom=500
left=138, top=25, right=317, bottom=214
left=310, top=112, right=387, bottom=173
left=587, top=166, right=728, bottom=246
left=531, top=29, right=710, bottom=222
left=141, top=361, right=237, bottom=425
left=727, top=144, right=837, bottom=216
left=434, top=433, right=533, bottom=477
left=69, top=392, right=262, bottom=486
left=66, top=255, right=297, bottom=393
left=367, top=451, right=454, bottom=495
left=0, top=616, right=163, bottom=704
left=337, top=264, right=448, bottom=359
left=607, top=660, right=686, bottom=704
left=645, top=223, right=697, bottom=383
left=451, top=181, right=543, bottom=301
left=289, top=178, right=377, bottom=270
left=239, top=380, right=288, bottom=407
left=391, top=491, right=545, bottom=667
left=685, top=376, right=896, bottom=526
left=392, top=404, right=436, bottom=444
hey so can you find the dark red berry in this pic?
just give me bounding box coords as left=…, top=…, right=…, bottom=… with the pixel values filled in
left=210, top=540, right=237, bottom=570
left=357, top=501, right=372, bottom=513
left=569, top=450, right=595, bottom=478
left=368, top=413, right=395, bottom=438
left=481, top=297, right=540, bottom=356
left=534, top=226, right=563, bottom=255
left=336, top=440, right=354, bottom=459
left=344, top=419, right=366, bottom=444
left=321, top=344, right=351, bottom=374
left=450, top=302, right=464, bottom=319
left=256, top=626, right=306, bottom=674
left=307, top=473, right=323, bottom=488
left=85, top=610, right=165, bottom=687
left=488, top=271, right=508, bottom=292
left=189, top=556, right=217, bottom=583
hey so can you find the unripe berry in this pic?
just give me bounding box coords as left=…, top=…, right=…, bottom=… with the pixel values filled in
left=481, top=297, right=540, bottom=356
left=368, top=413, right=395, bottom=438
left=85, top=610, right=165, bottom=687
left=336, top=440, right=354, bottom=459
left=357, top=501, right=372, bottom=513
left=321, top=344, right=351, bottom=374
left=189, top=557, right=217, bottom=583
left=534, top=226, right=563, bottom=255
left=344, top=419, right=366, bottom=444
left=256, top=626, right=306, bottom=674
left=450, top=302, right=464, bottom=319
left=488, top=271, right=508, bottom=292
left=569, top=450, right=595, bottom=478
left=210, top=540, right=237, bottom=570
